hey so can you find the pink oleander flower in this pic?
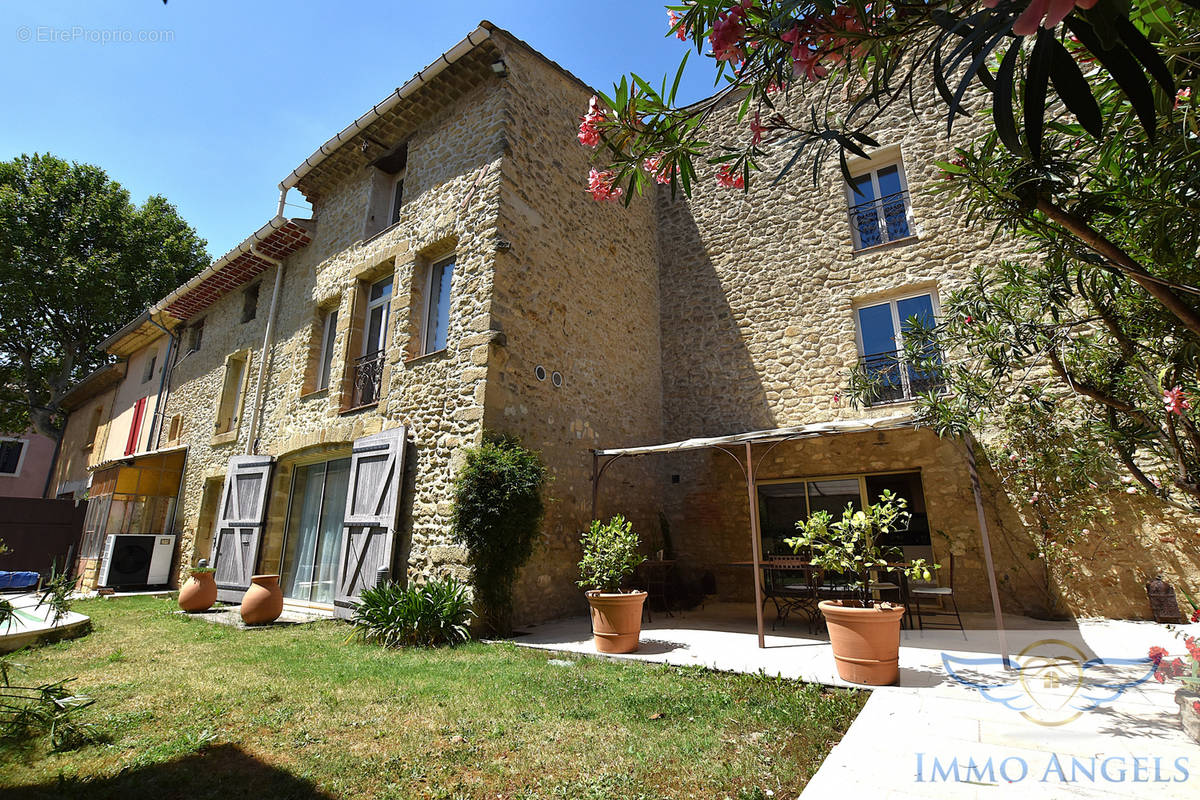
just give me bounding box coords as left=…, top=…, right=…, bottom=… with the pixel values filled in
left=577, top=95, right=605, bottom=148
left=781, top=26, right=828, bottom=81
left=668, top=10, right=689, bottom=42
left=749, top=111, right=768, bottom=146
left=984, top=0, right=1100, bottom=37
left=587, top=168, right=623, bottom=203
left=710, top=2, right=749, bottom=63
left=1009, top=452, right=1019, bottom=462
left=1030, top=492, right=1040, bottom=503
left=1164, top=386, right=1191, bottom=415
left=1126, top=486, right=1138, bottom=495
left=642, top=154, right=673, bottom=185
left=716, top=164, right=744, bottom=189
left=1177, top=88, right=1193, bottom=110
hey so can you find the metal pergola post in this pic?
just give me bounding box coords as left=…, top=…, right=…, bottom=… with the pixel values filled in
left=964, top=434, right=1010, bottom=668
left=745, top=442, right=766, bottom=648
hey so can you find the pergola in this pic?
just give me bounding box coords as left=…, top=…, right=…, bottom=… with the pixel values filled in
left=590, top=414, right=1009, bottom=658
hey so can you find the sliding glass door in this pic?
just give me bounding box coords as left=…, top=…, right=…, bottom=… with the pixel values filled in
left=280, top=458, right=350, bottom=605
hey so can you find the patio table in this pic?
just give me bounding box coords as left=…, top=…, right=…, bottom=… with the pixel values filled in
left=728, top=560, right=914, bottom=631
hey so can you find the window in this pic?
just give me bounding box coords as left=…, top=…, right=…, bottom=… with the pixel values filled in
left=351, top=276, right=392, bottom=407
left=758, top=472, right=932, bottom=561
left=280, top=457, right=351, bottom=605
left=0, top=438, right=27, bottom=477
left=166, top=414, right=183, bottom=445
left=389, top=172, right=405, bottom=227
left=124, top=397, right=147, bottom=456
left=215, top=352, right=248, bottom=435
left=846, top=159, right=914, bottom=250
left=85, top=407, right=103, bottom=448
left=423, top=256, right=454, bottom=355
left=141, top=354, right=157, bottom=384
left=855, top=291, right=944, bottom=404
left=189, top=319, right=205, bottom=353
left=242, top=284, right=260, bottom=323
left=316, top=308, right=338, bottom=391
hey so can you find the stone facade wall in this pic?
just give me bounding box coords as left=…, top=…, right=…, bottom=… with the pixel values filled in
left=654, top=90, right=1200, bottom=619
left=484, top=38, right=666, bottom=624
left=167, top=75, right=507, bottom=587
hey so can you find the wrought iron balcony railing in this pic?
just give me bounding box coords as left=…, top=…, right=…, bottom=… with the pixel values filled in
left=858, top=349, right=945, bottom=405
left=848, top=190, right=913, bottom=250
left=352, top=349, right=385, bottom=408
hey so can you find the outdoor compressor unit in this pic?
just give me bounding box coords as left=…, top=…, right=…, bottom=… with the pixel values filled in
left=98, top=534, right=176, bottom=590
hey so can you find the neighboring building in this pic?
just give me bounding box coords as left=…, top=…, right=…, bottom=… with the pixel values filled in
left=0, top=429, right=57, bottom=499
left=50, top=362, right=124, bottom=500
left=51, top=317, right=187, bottom=591
left=57, top=21, right=1199, bottom=620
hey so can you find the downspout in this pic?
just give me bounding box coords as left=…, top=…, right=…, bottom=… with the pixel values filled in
left=246, top=240, right=285, bottom=455
left=145, top=314, right=176, bottom=450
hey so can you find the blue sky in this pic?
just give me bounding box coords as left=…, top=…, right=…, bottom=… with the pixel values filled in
left=1, top=1, right=712, bottom=259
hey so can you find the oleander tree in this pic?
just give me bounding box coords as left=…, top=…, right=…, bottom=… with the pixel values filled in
left=579, top=3, right=1200, bottom=518
left=0, top=154, right=207, bottom=437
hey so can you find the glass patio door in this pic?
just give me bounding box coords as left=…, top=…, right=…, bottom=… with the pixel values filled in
left=280, top=458, right=350, bottom=605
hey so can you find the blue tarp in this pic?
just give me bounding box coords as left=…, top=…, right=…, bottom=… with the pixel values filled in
left=0, top=571, right=40, bottom=590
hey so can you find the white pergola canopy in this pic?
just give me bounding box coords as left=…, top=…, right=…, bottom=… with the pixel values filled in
left=595, top=413, right=915, bottom=457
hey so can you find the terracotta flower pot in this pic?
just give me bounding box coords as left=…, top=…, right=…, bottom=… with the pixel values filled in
left=178, top=569, right=217, bottom=612
left=1176, top=689, right=1200, bottom=745
left=819, top=599, right=906, bottom=685
left=240, top=574, right=284, bottom=625
left=585, top=590, right=647, bottom=654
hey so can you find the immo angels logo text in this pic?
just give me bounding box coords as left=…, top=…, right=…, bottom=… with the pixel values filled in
left=942, top=638, right=1158, bottom=726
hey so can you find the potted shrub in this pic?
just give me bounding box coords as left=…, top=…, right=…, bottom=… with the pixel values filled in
left=578, top=514, right=647, bottom=654
left=786, top=490, right=934, bottom=685
left=178, top=561, right=218, bottom=613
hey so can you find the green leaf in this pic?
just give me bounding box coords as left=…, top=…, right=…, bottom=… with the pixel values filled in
left=1048, top=36, right=1103, bottom=139
left=1025, top=29, right=1054, bottom=162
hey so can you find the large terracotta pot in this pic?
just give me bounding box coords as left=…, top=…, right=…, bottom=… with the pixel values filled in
left=585, top=590, right=647, bottom=654
left=1177, top=689, right=1200, bottom=745
left=240, top=574, right=284, bottom=625
left=819, top=600, right=906, bottom=685
left=178, top=569, right=218, bottom=612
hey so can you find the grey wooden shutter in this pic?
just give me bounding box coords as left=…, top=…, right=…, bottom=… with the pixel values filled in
left=334, top=426, right=407, bottom=619
left=209, top=455, right=274, bottom=603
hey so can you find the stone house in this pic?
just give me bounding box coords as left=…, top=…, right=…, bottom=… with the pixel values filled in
left=58, top=21, right=1199, bottom=622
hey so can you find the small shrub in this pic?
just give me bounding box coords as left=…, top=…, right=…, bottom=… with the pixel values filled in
left=451, top=434, right=547, bottom=635
left=577, top=515, right=644, bottom=594
left=351, top=577, right=474, bottom=648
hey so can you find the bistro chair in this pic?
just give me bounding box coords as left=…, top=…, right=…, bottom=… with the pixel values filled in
left=910, top=554, right=966, bottom=638
left=761, top=557, right=819, bottom=632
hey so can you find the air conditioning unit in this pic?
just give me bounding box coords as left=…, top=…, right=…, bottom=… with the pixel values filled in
left=99, top=534, right=176, bottom=589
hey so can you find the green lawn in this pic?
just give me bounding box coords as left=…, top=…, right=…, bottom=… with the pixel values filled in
left=0, top=597, right=863, bottom=799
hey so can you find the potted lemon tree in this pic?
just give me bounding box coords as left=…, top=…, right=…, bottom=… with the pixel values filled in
left=787, top=490, right=934, bottom=685
left=578, top=514, right=646, bottom=654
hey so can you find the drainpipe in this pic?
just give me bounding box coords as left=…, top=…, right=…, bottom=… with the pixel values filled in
left=246, top=243, right=285, bottom=455
left=145, top=313, right=176, bottom=450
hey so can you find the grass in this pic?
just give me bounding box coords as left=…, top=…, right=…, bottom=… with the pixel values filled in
left=0, top=597, right=864, bottom=799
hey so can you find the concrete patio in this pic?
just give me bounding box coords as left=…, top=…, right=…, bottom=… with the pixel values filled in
left=512, top=603, right=1200, bottom=798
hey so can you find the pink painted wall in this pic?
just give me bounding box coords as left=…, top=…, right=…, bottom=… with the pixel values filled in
left=0, top=430, right=57, bottom=498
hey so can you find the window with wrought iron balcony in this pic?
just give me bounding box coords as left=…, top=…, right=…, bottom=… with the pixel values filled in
left=352, top=275, right=392, bottom=408
left=853, top=292, right=946, bottom=405
left=847, top=161, right=916, bottom=251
